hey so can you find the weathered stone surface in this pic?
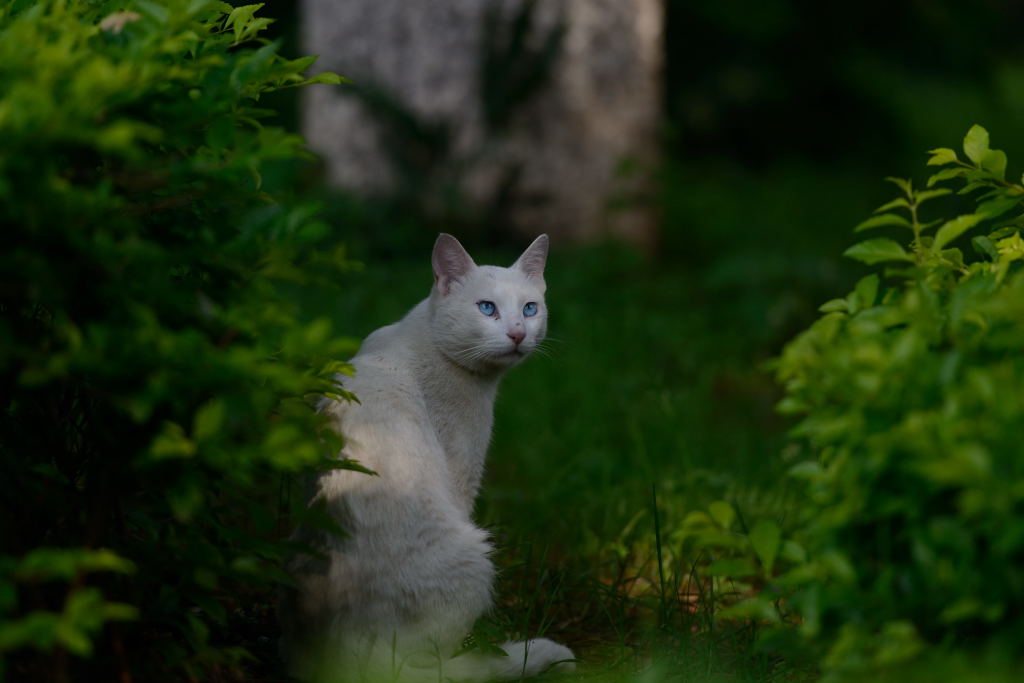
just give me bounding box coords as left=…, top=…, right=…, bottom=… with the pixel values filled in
left=301, top=0, right=662, bottom=245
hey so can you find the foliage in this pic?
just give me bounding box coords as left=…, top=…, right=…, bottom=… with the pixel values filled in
left=773, top=125, right=1024, bottom=677
left=0, top=1, right=357, bottom=679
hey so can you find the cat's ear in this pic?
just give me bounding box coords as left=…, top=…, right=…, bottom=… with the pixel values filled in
left=512, top=234, right=548, bottom=279
left=432, top=233, right=476, bottom=295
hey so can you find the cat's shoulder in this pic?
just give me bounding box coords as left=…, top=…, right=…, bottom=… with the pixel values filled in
left=323, top=315, right=424, bottom=421
left=356, top=300, right=428, bottom=357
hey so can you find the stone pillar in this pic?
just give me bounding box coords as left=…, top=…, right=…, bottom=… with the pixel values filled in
left=301, top=0, right=662, bottom=246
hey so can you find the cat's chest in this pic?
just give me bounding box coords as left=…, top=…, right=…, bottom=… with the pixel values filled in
left=428, top=401, right=492, bottom=462
left=422, top=379, right=496, bottom=507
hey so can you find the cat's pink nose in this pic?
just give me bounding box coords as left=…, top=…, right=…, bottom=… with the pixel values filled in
left=507, top=329, right=525, bottom=346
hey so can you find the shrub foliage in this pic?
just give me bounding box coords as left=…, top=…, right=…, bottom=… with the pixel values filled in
left=775, top=125, right=1024, bottom=675
left=0, top=1, right=357, bottom=679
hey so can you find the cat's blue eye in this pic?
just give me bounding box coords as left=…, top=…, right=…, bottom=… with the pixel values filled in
left=523, top=302, right=538, bottom=317
left=478, top=301, right=497, bottom=316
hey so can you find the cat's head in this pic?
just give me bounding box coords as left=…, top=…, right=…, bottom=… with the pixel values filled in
left=428, top=233, right=548, bottom=374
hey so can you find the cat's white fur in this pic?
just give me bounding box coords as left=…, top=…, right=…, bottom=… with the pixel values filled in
left=282, top=235, right=575, bottom=682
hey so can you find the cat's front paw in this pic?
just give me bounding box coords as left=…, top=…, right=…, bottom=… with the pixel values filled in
left=536, top=639, right=575, bottom=673
left=499, top=638, right=576, bottom=677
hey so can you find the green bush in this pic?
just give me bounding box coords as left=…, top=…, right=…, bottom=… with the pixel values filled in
left=0, top=1, right=359, bottom=679
left=774, top=125, right=1024, bottom=677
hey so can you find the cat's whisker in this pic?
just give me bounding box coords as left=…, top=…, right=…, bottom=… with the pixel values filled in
left=451, top=341, right=490, bottom=354
left=452, top=343, right=497, bottom=361
left=531, top=341, right=560, bottom=359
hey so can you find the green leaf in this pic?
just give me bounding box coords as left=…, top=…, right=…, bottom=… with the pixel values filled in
left=853, top=273, right=879, bottom=310
left=192, top=399, right=225, bottom=442
left=874, top=621, right=925, bottom=665
left=820, top=551, right=856, bottom=582
left=958, top=181, right=989, bottom=195
left=0, top=612, right=60, bottom=652
left=319, top=359, right=355, bottom=377
left=927, top=167, right=967, bottom=187
left=283, top=55, right=318, bottom=72
left=135, top=0, right=170, bottom=24
left=818, top=298, right=848, bottom=313
left=940, top=598, right=985, bottom=624
left=15, top=549, right=135, bottom=581
left=708, top=501, right=736, bottom=530
left=914, top=188, right=951, bottom=204
left=976, top=195, right=1021, bottom=219
left=996, top=231, right=1024, bottom=259
left=706, top=557, right=758, bottom=577
left=963, top=124, right=990, bottom=165
left=940, top=247, right=965, bottom=269
left=788, top=461, right=824, bottom=479
left=989, top=226, right=1019, bottom=240
left=981, top=149, right=1008, bottom=180
left=780, top=540, right=807, bottom=564
left=926, top=148, right=958, bottom=166
left=884, top=177, right=913, bottom=197
left=183, top=614, right=211, bottom=650
left=300, top=72, right=350, bottom=86
left=682, top=510, right=714, bottom=530
left=874, top=197, right=910, bottom=213
left=972, top=235, right=999, bottom=261
left=748, top=520, right=782, bottom=573
left=58, top=589, right=107, bottom=656
left=776, top=396, right=810, bottom=415
left=843, top=238, right=912, bottom=265
left=933, top=214, right=984, bottom=251
left=149, top=422, right=197, bottom=460
left=225, top=3, right=264, bottom=40
left=854, top=213, right=912, bottom=232
left=717, top=597, right=780, bottom=623
left=330, top=458, right=379, bottom=476
left=692, top=530, right=744, bottom=550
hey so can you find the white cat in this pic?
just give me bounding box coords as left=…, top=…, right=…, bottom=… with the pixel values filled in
left=282, top=234, right=575, bottom=682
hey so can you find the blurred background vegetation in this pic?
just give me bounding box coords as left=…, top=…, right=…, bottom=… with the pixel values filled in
left=4, top=0, right=1024, bottom=681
